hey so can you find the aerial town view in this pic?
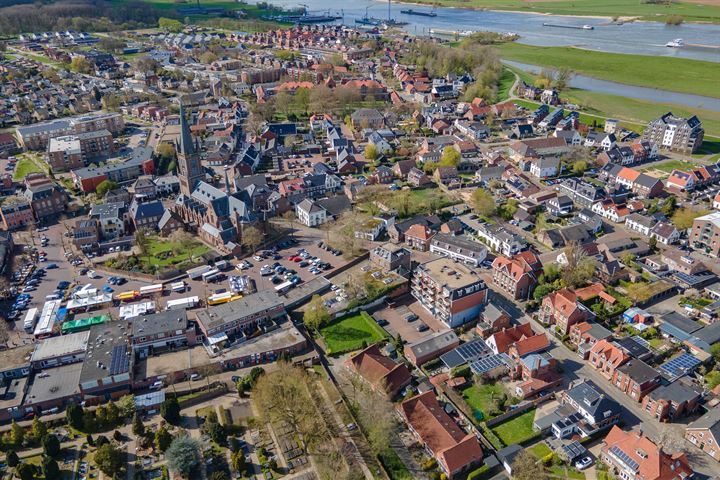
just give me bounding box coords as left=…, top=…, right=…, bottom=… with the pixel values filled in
left=1, top=0, right=720, bottom=479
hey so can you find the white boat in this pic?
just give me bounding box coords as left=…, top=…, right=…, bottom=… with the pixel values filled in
left=582, top=24, right=594, bottom=30
left=666, top=38, right=684, bottom=48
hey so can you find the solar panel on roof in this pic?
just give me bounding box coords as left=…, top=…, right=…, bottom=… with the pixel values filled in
left=109, top=345, right=129, bottom=375
left=609, top=446, right=639, bottom=472
left=659, top=353, right=700, bottom=380
left=469, top=354, right=509, bottom=375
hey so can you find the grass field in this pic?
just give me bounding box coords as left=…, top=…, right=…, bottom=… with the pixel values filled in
left=490, top=409, right=538, bottom=445
left=506, top=66, right=720, bottom=138
left=461, top=383, right=505, bottom=422
left=138, top=236, right=210, bottom=268
left=496, top=43, right=720, bottom=99
left=13, top=156, right=46, bottom=180
left=529, top=442, right=553, bottom=459
left=393, top=0, right=720, bottom=23
left=319, top=311, right=388, bottom=354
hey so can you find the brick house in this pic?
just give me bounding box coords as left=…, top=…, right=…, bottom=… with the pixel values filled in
left=398, top=391, right=484, bottom=478
left=642, top=381, right=700, bottom=422
left=491, top=251, right=542, bottom=300
left=685, top=406, right=720, bottom=462
left=611, top=359, right=661, bottom=402
left=601, top=426, right=693, bottom=480
left=589, top=339, right=629, bottom=380
left=348, top=344, right=412, bottom=398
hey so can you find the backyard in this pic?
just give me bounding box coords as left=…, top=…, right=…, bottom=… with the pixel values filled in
left=318, top=311, right=388, bottom=354
left=461, top=382, right=506, bottom=422
left=490, top=408, right=538, bottom=446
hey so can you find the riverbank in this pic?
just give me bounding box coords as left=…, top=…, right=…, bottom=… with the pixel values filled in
left=495, top=43, right=720, bottom=99
left=390, top=0, right=720, bottom=24
left=507, top=66, right=720, bottom=153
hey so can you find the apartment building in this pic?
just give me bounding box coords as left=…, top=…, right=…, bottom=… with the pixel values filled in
left=641, top=112, right=704, bottom=154
left=691, top=211, right=720, bottom=257
left=411, top=258, right=488, bottom=328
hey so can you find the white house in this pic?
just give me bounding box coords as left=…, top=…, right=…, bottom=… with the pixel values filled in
left=295, top=199, right=327, bottom=227
left=529, top=156, right=560, bottom=179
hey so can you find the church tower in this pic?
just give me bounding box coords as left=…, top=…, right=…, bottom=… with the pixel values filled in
left=177, top=105, right=203, bottom=197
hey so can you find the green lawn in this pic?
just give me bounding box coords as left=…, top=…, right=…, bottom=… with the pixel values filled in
left=13, top=156, right=46, bottom=180
left=392, top=0, right=720, bottom=23
left=641, top=160, right=699, bottom=174
left=319, top=311, right=388, bottom=354
left=139, top=236, right=211, bottom=268
left=490, top=409, right=538, bottom=445
left=529, top=442, right=553, bottom=459
left=496, top=43, right=720, bottom=99
left=461, top=383, right=505, bottom=422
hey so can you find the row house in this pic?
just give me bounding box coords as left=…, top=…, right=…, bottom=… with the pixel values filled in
left=589, top=339, right=629, bottom=380
left=611, top=359, right=661, bottom=402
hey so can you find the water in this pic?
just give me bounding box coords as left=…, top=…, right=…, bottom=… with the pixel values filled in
left=504, top=60, right=720, bottom=112
left=251, top=0, right=720, bottom=63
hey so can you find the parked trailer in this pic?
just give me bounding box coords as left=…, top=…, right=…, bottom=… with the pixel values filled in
left=23, top=307, right=38, bottom=333
left=166, top=296, right=200, bottom=311
left=187, top=265, right=213, bottom=281
left=34, top=300, right=61, bottom=337
left=139, top=284, right=164, bottom=296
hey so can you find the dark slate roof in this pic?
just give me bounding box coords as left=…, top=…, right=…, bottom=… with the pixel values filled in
left=616, top=359, right=659, bottom=383
left=566, top=380, right=620, bottom=418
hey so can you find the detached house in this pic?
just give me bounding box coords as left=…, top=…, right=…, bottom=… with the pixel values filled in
left=491, top=251, right=542, bottom=300
left=601, top=426, right=693, bottom=480
left=398, top=391, right=484, bottom=479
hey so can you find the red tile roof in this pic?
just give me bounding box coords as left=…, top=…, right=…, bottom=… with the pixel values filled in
left=399, top=391, right=483, bottom=475
left=349, top=345, right=412, bottom=396
left=602, top=426, right=693, bottom=480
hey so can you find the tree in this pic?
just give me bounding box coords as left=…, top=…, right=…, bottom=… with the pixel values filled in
left=42, top=456, right=61, bottom=480
left=241, top=226, right=263, bottom=254
left=70, top=57, right=93, bottom=74
left=6, top=450, right=19, bottom=468
left=571, top=160, right=588, bottom=175
left=159, top=17, right=183, bottom=32
left=132, top=412, right=145, bottom=437
left=66, top=404, right=83, bottom=430
left=155, top=426, right=173, bottom=452
left=303, top=295, right=330, bottom=332
left=364, top=143, right=378, bottom=162
left=471, top=188, right=495, bottom=217
left=160, top=396, right=181, bottom=424
left=511, top=450, right=548, bottom=480
left=562, top=241, right=595, bottom=288
left=42, top=434, right=61, bottom=458
left=15, top=463, right=35, bottom=480
left=231, top=450, right=246, bottom=473
left=117, top=394, right=136, bottom=419
left=438, top=146, right=460, bottom=168
left=95, top=179, right=118, bottom=198
left=31, top=417, right=47, bottom=443
left=94, top=443, right=125, bottom=477
left=166, top=435, right=202, bottom=478
left=9, top=420, right=24, bottom=447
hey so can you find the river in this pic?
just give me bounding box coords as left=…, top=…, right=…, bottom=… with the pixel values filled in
left=503, top=60, right=720, bottom=112
left=252, top=0, right=720, bottom=63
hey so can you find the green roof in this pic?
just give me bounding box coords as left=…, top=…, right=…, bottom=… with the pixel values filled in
left=61, top=315, right=110, bottom=333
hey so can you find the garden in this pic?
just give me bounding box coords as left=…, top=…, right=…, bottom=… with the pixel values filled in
left=461, top=382, right=506, bottom=422
left=318, top=311, right=389, bottom=354
left=104, top=234, right=212, bottom=274
left=489, top=409, right=539, bottom=446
